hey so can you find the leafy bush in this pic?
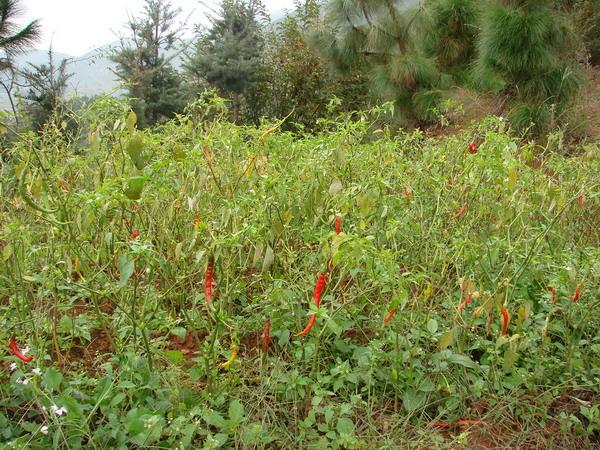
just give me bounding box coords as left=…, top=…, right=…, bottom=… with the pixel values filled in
left=0, top=97, right=599, bottom=448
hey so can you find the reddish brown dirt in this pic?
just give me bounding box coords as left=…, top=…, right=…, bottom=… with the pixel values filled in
left=59, top=329, right=114, bottom=374
left=164, top=331, right=208, bottom=360
left=65, top=298, right=116, bottom=317
left=239, top=330, right=263, bottom=356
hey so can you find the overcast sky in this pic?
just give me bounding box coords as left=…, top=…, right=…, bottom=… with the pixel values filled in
left=17, top=0, right=296, bottom=56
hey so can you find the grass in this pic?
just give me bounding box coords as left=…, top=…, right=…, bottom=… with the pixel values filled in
left=0, top=96, right=599, bottom=448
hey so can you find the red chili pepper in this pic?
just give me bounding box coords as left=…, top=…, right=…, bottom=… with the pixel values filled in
left=314, top=273, right=327, bottom=307
left=457, top=294, right=475, bottom=315
left=298, top=274, right=328, bottom=337
left=501, top=306, right=509, bottom=335
left=297, top=314, right=316, bottom=337
left=262, top=317, right=271, bottom=351
left=454, top=203, right=468, bottom=220
left=404, top=187, right=411, bottom=205
left=8, top=339, right=33, bottom=363
left=578, top=195, right=584, bottom=207
left=335, top=216, right=342, bottom=235
left=205, top=260, right=215, bottom=305
left=383, top=308, right=397, bottom=324
left=546, top=286, right=556, bottom=302
left=131, top=230, right=140, bottom=240
left=571, top=283, right=583, bottom=302
left=468, top=142, right=478, bottom=154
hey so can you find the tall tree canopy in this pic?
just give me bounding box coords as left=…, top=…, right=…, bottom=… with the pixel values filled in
left=111, top=0, right=186, bottom=128
left=0, top=0, right=40, bottom=69
left=310, top=0, right=444, bottom=126
left=474, top=0, right=583, bottom=134
left=186, top=0, right=266, bottom=122
left=20, top=48, right=73, bottom=132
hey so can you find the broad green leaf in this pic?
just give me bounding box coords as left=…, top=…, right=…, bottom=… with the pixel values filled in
left=43, top=367, right=63, bottom=392
left=402, top=389, right=425, bottom=412
left=336, top=417, right=355, bottom=436
left=171, top=327, right=187, bottom=340
left=126, top=134, right=146, bottom=170
left=126, top=111, right=137, bottom=131
left=503, top=348, right=519, bottom=372
left=447, top=353, right=476, bottom=368
left=261, top=246, right=274, bottom=272
left=228, top=400, right=245, bottom=423
left=427, top=318, right=438, bottom=334
left=439, top=329, right=455, bottom=350
left=124, top=176, right=145, bottom=200
left=117, top=254, right=135, bottom=288
left=329, top=179, right=343, bottom=196
left=164, top=350, right=185, bottom=365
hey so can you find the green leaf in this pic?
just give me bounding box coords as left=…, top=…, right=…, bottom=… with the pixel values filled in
left=204, top=410, right=226, bottom=429
left=164, top=350, right=185, bottom=365
left=427, top=318, right=438, bottom=334
left=439, top=329, right=455, bottom=350
left=261, top=246, right=274, bottom=272
left=402, top=389, right=426, bottom=412
left=117, top=254, right=135, bottom=288
left=228, top=400, right=245, bottom=423
left=126, top=133, right=147, bottom=170
left=503, top=348, right=519, bottom=372
left=447, top=353, right=477, bottom=368
left=336, top=417, right=355, bottom=436
left=170, top=327, right=187, bottom=340
left=126, top=111, right=137, bottom=132
left=326, top=318, right=342, bottom=336
left=124, top=176, right=145, bottom=200
left=43, top=367, right=63, bottom=392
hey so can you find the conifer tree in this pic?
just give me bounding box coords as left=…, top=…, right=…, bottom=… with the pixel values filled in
left=309, top=0, right=443, bottom=126
left=423, top=0, right=477, bottom=72
left=111, top=0, right=186, bottom=128
left=186, top=0, right=266, bottom=122
left=20, top=48, right=73, bottom=132
left=0, top=0, right=40, bottom=70
left=474, top=0, right=583, bottom=134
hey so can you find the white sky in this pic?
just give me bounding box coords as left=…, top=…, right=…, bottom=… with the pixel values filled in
left=18, top=0, right=296, bottom=56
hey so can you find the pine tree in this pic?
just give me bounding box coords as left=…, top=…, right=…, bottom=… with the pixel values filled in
left=309, top=0, right=443, bottom=126
left=111, top=0, right=186, bottom=128
left=422, top=0, right=477, bottom=72
left=0, top=0, right=40, bottom=69
left=474, top=0, right=583, bottom=135
left=20, top=48, right=73, bottom=132
left=0, top=0, right=40, bottom=126
left=186, top=0, right=267, bottom=122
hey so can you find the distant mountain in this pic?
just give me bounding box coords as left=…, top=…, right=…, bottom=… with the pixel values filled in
left=0, top=40, right=192, bottom=110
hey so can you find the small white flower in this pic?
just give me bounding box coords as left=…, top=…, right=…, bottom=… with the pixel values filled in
left=16, top=378, right=29, bottom=385
left=21, top=346, right=30, bottom=356
left=31, top=368, right=42, bottom=376
left=50, top=405, right=68, bottom=416
left=8, top=362, right=17, bottom=371
left=40, top=425, right=49, bottom=435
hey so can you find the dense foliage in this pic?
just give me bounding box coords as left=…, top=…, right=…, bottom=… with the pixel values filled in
left=0, top=97, right=598, bottom=448
left=110, top=0, right=186, bottom=128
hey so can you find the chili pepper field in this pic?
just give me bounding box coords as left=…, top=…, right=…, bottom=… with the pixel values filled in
left=1, top=99, right=599, bottom=448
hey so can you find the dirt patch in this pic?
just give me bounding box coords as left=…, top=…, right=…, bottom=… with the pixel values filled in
left=65, top=299, right=116, bottom=318
left=164, top=330, right=208, bottom=360
left=57, top=329, right=114, bottom=375
left=239, top=330, right=263, bottom=356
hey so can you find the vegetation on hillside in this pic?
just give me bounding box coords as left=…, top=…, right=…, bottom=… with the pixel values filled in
left=0, top=97, right=598, bottom=448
